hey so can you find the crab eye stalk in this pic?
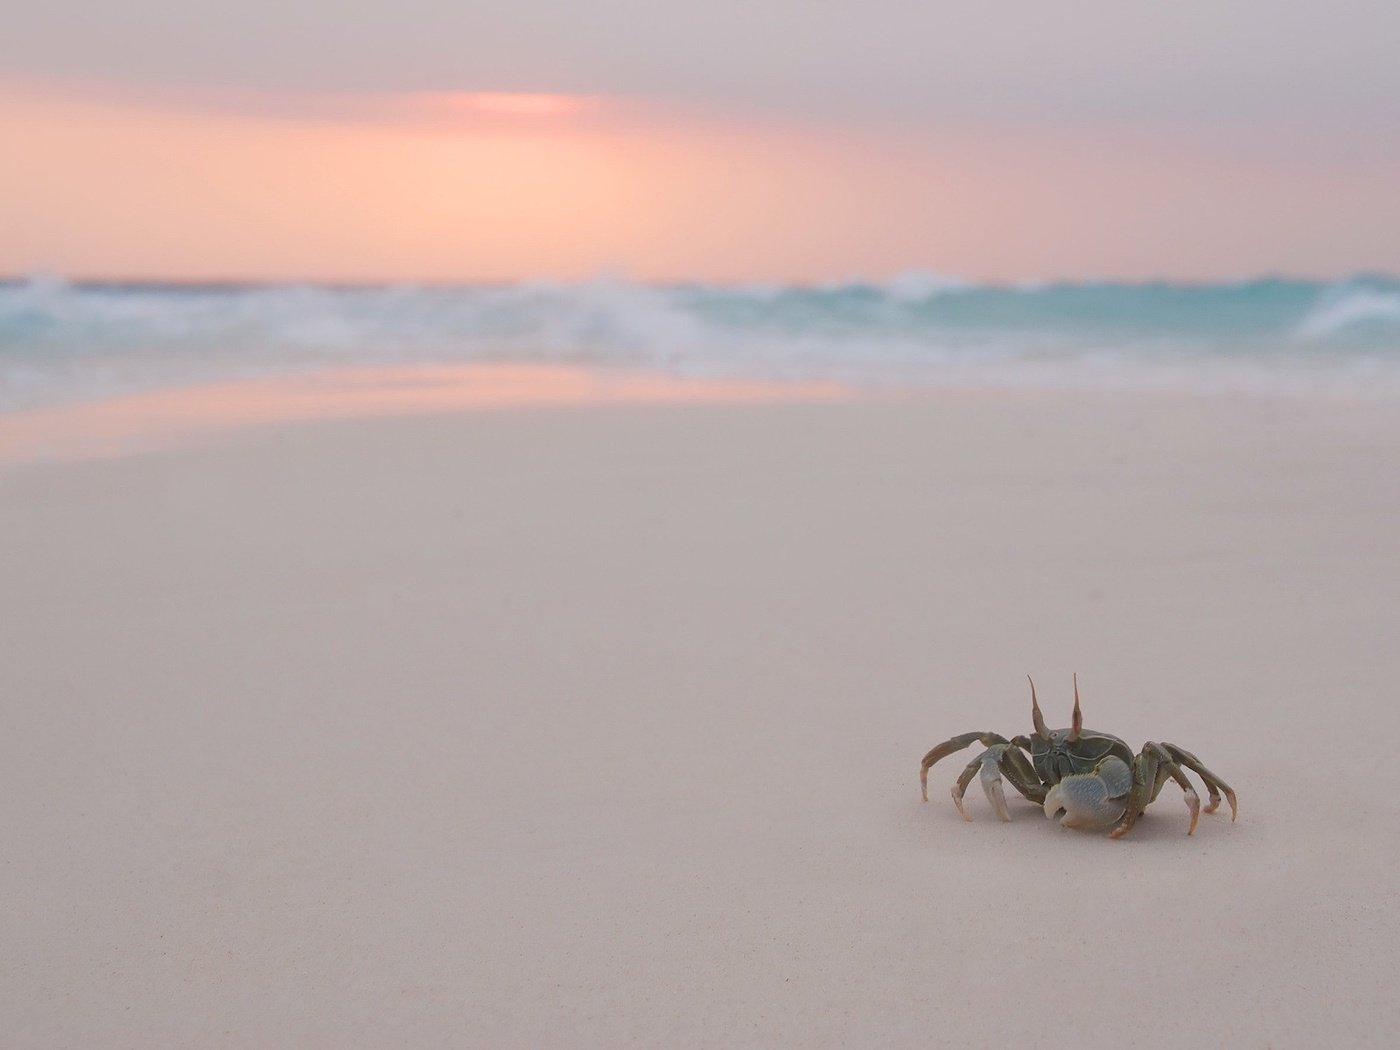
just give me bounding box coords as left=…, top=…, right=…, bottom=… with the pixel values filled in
left=1028, top=675, right=1050, bottom=738
left=1069, top=672, right=1083, bottom=740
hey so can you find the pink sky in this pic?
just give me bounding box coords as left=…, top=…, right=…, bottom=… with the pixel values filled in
left=3, top=78, right=1397, bottom=283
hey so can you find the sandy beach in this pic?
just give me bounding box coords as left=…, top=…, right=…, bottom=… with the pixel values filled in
left=3, top=382, right=1398, bottom=1047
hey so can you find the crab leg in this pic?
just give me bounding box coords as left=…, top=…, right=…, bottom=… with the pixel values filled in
left=1000, top=743, right=1047, bottom=804
left=950, top=743, right=1047, bottom=820
left=951, top=755, right=984, bottom=820
left=1109, top=742, right=1200, bottom=839
left=920, top=732, right=1010, bottom=801
left=979, top=750, right=1014, bottom=822
left=1161, top=742, right=1238, bottom=821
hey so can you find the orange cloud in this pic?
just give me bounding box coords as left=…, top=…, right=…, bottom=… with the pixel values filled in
left=412, top=92, right=598, bottom=118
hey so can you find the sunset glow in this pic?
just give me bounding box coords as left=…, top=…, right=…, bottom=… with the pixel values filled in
left=2, top=77, right=1398, bottom=283
left=0, top=365, right=848, bottom=462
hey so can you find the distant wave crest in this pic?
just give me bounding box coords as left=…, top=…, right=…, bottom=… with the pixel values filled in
left=2, top=274, right=1399, bottom=410
left=1293, top=283, right=1400, bottom=338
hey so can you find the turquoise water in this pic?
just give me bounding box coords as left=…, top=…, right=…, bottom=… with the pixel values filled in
left=2, top=273, right=1398, bottom=409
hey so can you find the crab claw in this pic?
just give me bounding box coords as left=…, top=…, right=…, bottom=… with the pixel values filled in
left=1044, top=757, right=1131, bottom=830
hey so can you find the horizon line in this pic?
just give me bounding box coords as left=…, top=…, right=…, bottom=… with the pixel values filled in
left=4, top=270, right=1397, bottom=293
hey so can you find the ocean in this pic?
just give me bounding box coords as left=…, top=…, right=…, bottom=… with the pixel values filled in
left=3, top=273, right=1399, bottom=411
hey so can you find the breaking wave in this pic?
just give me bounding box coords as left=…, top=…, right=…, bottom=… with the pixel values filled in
left=2, top=272, right=1399, bottom=411
left=1293, top=284, right=1400, bottom=338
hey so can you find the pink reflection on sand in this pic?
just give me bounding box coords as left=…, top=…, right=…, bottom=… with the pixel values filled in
left=0, top=365, right=848, bottom=463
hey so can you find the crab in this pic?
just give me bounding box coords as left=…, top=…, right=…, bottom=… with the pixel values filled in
left=919, top=676, right=1237, bottom=838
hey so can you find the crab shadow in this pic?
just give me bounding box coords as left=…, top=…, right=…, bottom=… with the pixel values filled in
left=925, top=797, right=1228, bottom=847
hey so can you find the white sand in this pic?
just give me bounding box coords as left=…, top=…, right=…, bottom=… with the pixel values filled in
left=3, top=389, right=1398, bottom=1047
